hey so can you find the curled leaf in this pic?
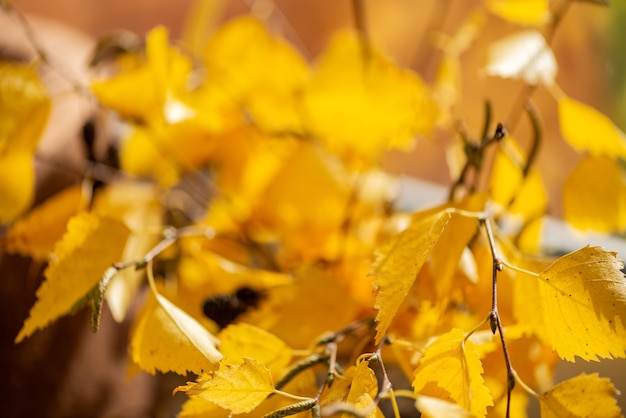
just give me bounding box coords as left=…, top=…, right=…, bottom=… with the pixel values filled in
left=485, top=30, right=556, bottom=85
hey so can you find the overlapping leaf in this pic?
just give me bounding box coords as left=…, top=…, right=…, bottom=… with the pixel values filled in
left=301, top=30, right=436, bottom=165
left=412, top=329, right=493, bottom=416
left=15, top=212, right=130, bottom=343
left=372, top=208, right=451, bottom=343
left=176, top=358, right=274, bottom=415
left=2, top=185, right=84, bottom=260
left=539, top=373, right=622, bottom=418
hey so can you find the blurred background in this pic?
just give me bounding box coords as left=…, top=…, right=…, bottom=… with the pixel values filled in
left=2, top=0, right=626, bottom=416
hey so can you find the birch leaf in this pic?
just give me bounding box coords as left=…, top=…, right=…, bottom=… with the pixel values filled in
left=130, top=293, right=222, bottom=375
left=540, top=373, right=622, bottom=418
left=301, top=30, right=436, bottom=165
left=371, top=209, right=451, bottom=344
left=3, top=185, right=84, bottom=260
left=178, top=358, right=274, bottom=415
left=535, top=246, right=626, bottom=361
left=558, top=96, right=626, bottom=159
left=485, top=30, right=556, bottom=85
left=412, top=329, right=493, bottom=417
left=218, top=323, right=292, bottom=379
left=563, top=156, right=626, bottom=233
left=15, top=213, right=130, bottom=343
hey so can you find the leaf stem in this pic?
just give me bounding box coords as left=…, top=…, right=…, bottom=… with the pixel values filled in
left=272, top=390, right=312, bottom=402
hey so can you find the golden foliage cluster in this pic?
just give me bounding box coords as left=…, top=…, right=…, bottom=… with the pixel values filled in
left=2, top=0, right=626, bottom=417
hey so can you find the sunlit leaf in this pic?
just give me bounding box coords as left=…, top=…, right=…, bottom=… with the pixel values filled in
left=485, top=30, right=556, bottom=85
left=203, top=16, right=309, bottom=133
left=484, top=0, right=551, bottom=26
left=540, top=373, right=622, bottom=418
left=301, top=30, right=436, bottom=165
left=534, top=246, right=626, bottom=361
left=91, top=26, right=192, bottom=121
left=3, top=185, right=84, bottom=259
left=218, top=323, right=292, bottom=379
left=558, top=95, right=626, bottom=159
left=372, top=208, right=451, bottom=344
left=130, top=292, right=222, bottom=375
left=0, top=153, right=37, bottom=224
left=15, top=213, right=130, bottom=343
left=0, top=61, right=51, bottom=156
left=412, top=329, right=493, bottom=416
left=563, top=156, right=626, bottom=233
left=177, top=358, right=274, bottom=415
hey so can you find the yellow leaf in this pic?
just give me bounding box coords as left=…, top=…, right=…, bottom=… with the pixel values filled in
left=250, top=141, right=350, bottom=263
left=0, top=65, right=50, bottom=224
left=535, top=246, right=626, bottom=361
left=91, top=26, right=192, bottom=121
left=412, top=329, right=493, bottom=417
left=0, top=153, right=36, bottom=224
left=301, top=30, right=436, bottom=165
left=3, top=185, right=84, bottom=259
left=130, top=292, right=222, bottom=375
left=0, top=61, right=51, bottom=156
left=558, top=96, right=626, bottom=159
left=485, top=30, right=556, bottom=85
left=344, top=360, right=380, bottom=418
left=15, top=213, right=130, bottom=343
left=264, top=265, right=361, bottom=349
left=118, top=126, right=183, bottom=187
left=180, top=358, right=274, bottom=415
left=484, top=0, right=550, bottom=26
left=218, top=323, right=292, bottom=379
left=372, top=209, right=452, bottom=344
left=563, top=156, right=626, bottom=233
left=540, top=373, right=622, bottom=418
left=93, top=181, right=163, bottom=322
left=428, top=195, right=484, bottom=303
left=203, top=16, right=309, bottom=133
left=415, top=395, right=471, bottom=418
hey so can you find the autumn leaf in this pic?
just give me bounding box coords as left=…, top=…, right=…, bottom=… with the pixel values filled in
left=562, top=156, right=626, bottom=233
left=412, top=328, right=493, bottom=417
left=484, top=0, right=550, bottom=26
left=0, top=61, right=51, bottom=223
left=2, top=185, right=84, bottom=260
left=344, top=359, right=380, bottom=418
left=130, top=292, right=222, bottom=375
left=15, top=212, right=130, bottom=343
left=539, top=373, right=622, bottom=418
left=218, top=323, right=292, bottom=379
left=176, top=358, right=274, bottom=415
left=558, top=95, right=626, bottom=159
left=93, top=180, right=163, bottom=322
left=203, top=16, right=309, bottom=133
left=372, top=208, right=452, bottom=343
left=532, top=246, right=626, bottom=361
left=484, top=30, right=556, bottom=85
left=300, top=30, right=436, bottom=165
